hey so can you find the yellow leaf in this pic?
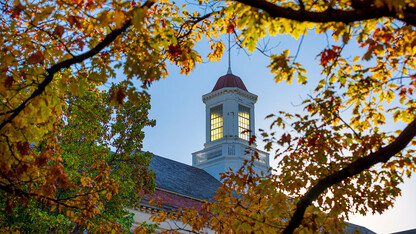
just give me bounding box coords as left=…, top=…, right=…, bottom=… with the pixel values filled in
left=353, top=56, right=360, bottom=62
left=114, top=10, right=126, bottom=28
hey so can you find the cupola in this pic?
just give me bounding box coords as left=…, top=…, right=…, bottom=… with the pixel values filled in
left=192, top=72, right=269, bottom=180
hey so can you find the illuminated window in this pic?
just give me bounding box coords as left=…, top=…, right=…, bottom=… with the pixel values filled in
left=210, top=105, right=223, bottom=141
left=238, top=105, right=250, bottom=141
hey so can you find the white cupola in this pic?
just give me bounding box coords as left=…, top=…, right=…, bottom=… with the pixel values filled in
left=192, top=72, right=269, bottom=180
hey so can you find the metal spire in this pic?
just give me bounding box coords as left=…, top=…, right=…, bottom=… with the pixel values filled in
left=227, top=33, right=232, bottom=74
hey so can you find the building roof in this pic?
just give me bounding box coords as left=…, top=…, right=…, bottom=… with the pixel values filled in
left=149, top=155, right=221, bottom=201
left=212, top=73, right=248, bottom=92
left=345, top=222, right=376, bottom=234
left=391, top=228, right=416, bottom=234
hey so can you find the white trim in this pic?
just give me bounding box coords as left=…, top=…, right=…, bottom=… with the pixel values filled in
left=203, top=87, right=258, bottom=103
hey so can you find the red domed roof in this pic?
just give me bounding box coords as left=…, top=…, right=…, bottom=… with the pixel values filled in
left=212, top=73, right=248, bottom=92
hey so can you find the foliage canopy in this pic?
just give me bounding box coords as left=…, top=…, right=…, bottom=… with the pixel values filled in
left=1, top=0, right=416, bottom=232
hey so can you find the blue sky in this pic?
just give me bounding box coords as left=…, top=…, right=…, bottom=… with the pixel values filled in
left=140, top=32, right=416, bottom=233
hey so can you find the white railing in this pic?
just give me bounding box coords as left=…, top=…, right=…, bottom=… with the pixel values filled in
left=193, top=148, right=222, bottom=164
left=257, top=151, right=268, bottom=164
left=193, top=146, right=268, bottom=166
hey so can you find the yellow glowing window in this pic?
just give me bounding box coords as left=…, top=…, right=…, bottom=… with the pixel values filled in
left=238, top=105, right=250, bottom=141
left=210, top=105, right=223, bottom=141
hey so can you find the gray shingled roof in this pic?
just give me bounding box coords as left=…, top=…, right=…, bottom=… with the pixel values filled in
left=345, top=222, right=376, bottom=234
left=149, top=155, right=221, bottom=200
left=392, top=228, right=416, bottom=234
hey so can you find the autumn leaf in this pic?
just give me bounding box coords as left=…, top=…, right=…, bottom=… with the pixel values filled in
left=207, top=41, right=224, bottom=62
left=4, top=76, right=15, bottom=88
left=168, top=44, right=182, bottom=59
left=16, top=142, right=30, bottom=155
left=11, top=1, right=24, bottom=18
left=227, top=20, right=236, bottom=34
left=317, top=46, right=341, bottom=67
left=74, top=38, right=85, bottom=51
left=68, top=15, right=81, bottom=28
left=399, top=87, right=407, bottom=97
left=71, top=0, right=83, bottom=5
left=53, top=25, right=65, bottom=38
left=35, top=151, right=49, bottom=167
left=116, top=87, right=126, bottom=104
left=27, top=51, right=44, bottom=64
left=114, top=10, right=126, bottom=28
left=2, top=0, right=416, bottom=232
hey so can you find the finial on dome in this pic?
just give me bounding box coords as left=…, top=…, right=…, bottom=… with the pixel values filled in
left=227, top=33, right=232, bottom=74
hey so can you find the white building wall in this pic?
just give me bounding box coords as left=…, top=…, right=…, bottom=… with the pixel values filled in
left=130, top=208, right=214, bottom=233
left=193, top=87, right=269, bottom=181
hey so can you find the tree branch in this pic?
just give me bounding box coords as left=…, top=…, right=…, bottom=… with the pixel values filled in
left=177, top=11, right=216, bottom=40
left=282, top=117, right=416, bottom=233
left=0, top=184, right=80, bottom=210
left=233, top=0, right=416, bottom=26
left=0, top=1, right=155, bottom=131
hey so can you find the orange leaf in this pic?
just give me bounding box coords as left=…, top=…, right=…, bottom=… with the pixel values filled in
left=318, top=47, right=340, bottom=67
left=168, top=44, right=182, bottom=59
left=11, top=1, right=24, bottom=18
left=116, top=88, right=125, bottom=104
left=399, top=88, right=407, bottom=97
left=28, top=51, right=44, bottom=64
left=75, top=38, right=85, bottom=51
left=16, top=142, right=30, bottom=155
left=53, top=25, right=65, bottom=38
left=5, top=76, right=14, bottom=88
left=68, top=15, right=81, bottom=28
left=36, top=151, right=50, bottom=167
left=227, top=21, right=236, bottom=34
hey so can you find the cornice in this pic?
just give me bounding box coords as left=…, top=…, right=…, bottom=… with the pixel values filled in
left=136, top=188, right=205, bottom=214
left=202, top=87, right=258, bottom=103
left=155, top=187, right=205, bottom=202
left=202, top=137, right=257, bottom=149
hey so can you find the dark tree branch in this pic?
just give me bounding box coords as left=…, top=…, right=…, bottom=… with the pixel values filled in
left=233, top=0, right=416, bottom=26
left=282, top=117, right=416, bottom=233
left=226, top=2, right=416, bottom=231
left=177, top=11, right=216, bottom=40
left=0, top=1, right=155, bottom=131
left=0, top=184, right=80, bottom=210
